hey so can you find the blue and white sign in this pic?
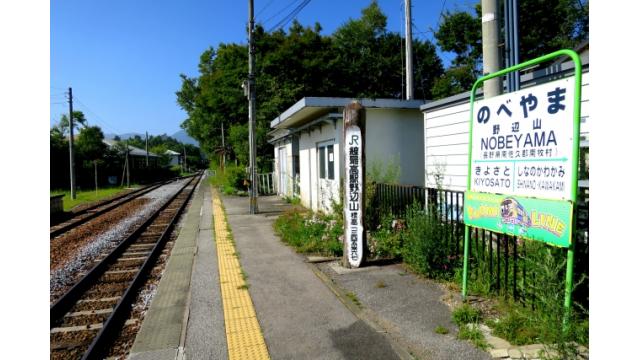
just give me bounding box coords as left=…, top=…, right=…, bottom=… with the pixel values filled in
left=470, top=77, right=575, bottom=200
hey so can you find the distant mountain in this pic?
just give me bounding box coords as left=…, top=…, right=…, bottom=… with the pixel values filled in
left=104, top=132, right=144, bottom=140
left=172, top=130, right=199, bottom=146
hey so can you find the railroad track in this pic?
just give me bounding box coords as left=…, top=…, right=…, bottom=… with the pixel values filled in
left=49, top=177, right=188, bottom=239
left=50, top=172, right=202, bottom=359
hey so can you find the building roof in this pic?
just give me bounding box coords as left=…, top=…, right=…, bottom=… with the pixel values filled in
left=420, top=56, right=589, bottom=113
left=103, top=139, right=160, bottom=157
left=270, top=97, right=427, bottom=130
left=165, top=149, right=181, bottom=156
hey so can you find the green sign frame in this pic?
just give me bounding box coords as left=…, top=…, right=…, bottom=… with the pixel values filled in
left=462, top=49, right=582, bottom=327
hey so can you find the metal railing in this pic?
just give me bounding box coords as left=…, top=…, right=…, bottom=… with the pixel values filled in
left=372, top=182, right=589, bottom=303
left=257, top=172, right=276, bottom=195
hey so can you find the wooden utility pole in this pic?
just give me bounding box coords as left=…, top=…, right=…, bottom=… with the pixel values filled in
left=145, top=131, right=149, bottom=167
left=183, top=145, right=187, bottom=173
left=126, top=140, right=130, bottom=187
left=68, top=87, right=76, bottom=199
left=248, top=0, right=258, bottom=214
left=221, top=121, right=226, bottom=171
left=405, top=0, right=414, bottom=100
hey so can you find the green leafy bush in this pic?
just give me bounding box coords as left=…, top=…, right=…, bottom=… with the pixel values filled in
left=369, top=211, right=403, bottom=259
left=273, top=208, right=342, bottom=257
left=402, top=202, right=453, bottom=279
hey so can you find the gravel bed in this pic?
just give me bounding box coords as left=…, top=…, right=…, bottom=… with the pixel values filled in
left=107, top=180, right=199, bottom=359
left=50, top=179, right=190, bottom=303
left=50, top=199, right=149, bottom=272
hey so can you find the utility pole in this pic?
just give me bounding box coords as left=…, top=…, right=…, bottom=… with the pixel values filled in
left=504, top=0, right=520, bottom=92
left=221, top=121, right=226, bottom=171
left=145, top=131, right=149, bottom=167
left=404, top=0, right=414, bottom=100
left=126, top=140, right=130, bottom=188
left=481, top=0, right=502, bottom=98
left=248, top=0, right=258, bottom=214
left=183, top=145, right=187, bottom=173
left=67, top=87, right=76, bottom=199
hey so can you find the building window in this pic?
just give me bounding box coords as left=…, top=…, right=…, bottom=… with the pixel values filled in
left=327, top=145, right=334, bottom=180
left=318, top=146, right=326, bottom=179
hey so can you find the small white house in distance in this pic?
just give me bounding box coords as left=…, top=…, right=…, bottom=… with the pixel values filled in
left=269, top=97, right=427, bottom=213
left=421, top=54, right=590, bottom=194
left=165, top=149, right=182, bottom=166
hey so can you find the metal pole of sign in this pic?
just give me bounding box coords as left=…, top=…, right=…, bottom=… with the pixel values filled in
left=463, top=50, right=582, bottom=332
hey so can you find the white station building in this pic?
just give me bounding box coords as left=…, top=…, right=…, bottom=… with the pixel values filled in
left=268, top=97, right=427, bottom=213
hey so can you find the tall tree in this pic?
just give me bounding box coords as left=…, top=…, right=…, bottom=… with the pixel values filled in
left=57, top=111, right=88, bottom=136
left=76, top=126, right=106, bottom=192
left=432, top=0, right=588, bottom=99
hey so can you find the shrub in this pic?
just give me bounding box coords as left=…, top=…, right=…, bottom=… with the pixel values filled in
left=452, top=304, right=481, bottom=327
left=402, top=202, right=453, bottom=279
left=273, top=208, right=342, bottom=257
left=369, top=211, right=403, bottom=259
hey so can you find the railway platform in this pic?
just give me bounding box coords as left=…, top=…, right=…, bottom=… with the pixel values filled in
left=127, top=180, right=491, bottom=360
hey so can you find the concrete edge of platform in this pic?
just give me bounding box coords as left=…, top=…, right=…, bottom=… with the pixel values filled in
left=128, top=176, right=207, bottom=360
left=307, top=262, right=419, bottom=360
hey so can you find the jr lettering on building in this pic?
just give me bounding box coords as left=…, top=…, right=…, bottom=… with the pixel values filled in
left=470, top=77, right=575, bottom=200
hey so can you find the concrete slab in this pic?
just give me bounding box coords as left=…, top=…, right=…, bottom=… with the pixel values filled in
left=128, top=177, right=205, bottom=358
left=316, top=261, right=492, bottom=360
left=183, top=186, right=228, bottom=360
left=221, top=195, right=402, bottom=360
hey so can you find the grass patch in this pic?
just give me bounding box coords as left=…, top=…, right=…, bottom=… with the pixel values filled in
left=458, top=324, right=489, bottom=350
left=273, top=207, right=343, bottom=257
left=237, top=284, right=249, bottom=290
left=375, top=280, right=387, bottom=288
left=52, top=187, right=132, bottom=211
left=452, top=304, right=481, bottom=327
left=434, top=325, right=449, bottom=335
left=345, top=292, right=362, bottom=308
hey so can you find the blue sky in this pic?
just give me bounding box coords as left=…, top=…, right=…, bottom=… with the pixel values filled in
left=51, top=0, right=475, bottom=136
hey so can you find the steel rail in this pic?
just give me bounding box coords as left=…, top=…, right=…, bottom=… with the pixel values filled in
left=50, top=173, right=199, bottom=324
left=49, top=176, right=193, bottom=239
left=80, top=172, right=202, bottom=359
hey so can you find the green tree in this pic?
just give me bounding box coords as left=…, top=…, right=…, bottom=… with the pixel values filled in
left=57, top=111, right=88, bottom=136
left=177, top=1, right=443, bottom=166
left=76, top=125, right=107, bottom=192
left=432, top=0, right=588, bottom=98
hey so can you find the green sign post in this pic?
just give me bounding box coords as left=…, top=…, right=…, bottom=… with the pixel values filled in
left=462, top=49, right=582, bottom=328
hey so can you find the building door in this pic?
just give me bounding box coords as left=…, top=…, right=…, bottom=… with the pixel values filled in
left=278, top=146, right=288, bottom=195
left=317, top=141, right=337, bottom=213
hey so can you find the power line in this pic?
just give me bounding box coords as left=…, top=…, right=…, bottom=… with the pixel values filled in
left=72, top=96, right=122, bottom=135
left=256, top=0, right=276, bottom=19
left=267, top=0, right=311, bottom=32
left=262, top=0, right=300, bottom=25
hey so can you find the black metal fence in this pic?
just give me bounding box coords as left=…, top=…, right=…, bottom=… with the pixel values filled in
left=372, top=182, right=589, bottom=303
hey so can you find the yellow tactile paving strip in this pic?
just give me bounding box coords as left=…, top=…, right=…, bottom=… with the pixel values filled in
left=212, top=188, right=270, bottom=360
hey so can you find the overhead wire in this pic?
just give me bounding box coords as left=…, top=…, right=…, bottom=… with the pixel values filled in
left=72, top=96, right=122, bottom=135
left=256, top=0, right=276, bottom=19
left=268, top=0, right=311, bottom=33
left=261, top=0, right=301, bottom=26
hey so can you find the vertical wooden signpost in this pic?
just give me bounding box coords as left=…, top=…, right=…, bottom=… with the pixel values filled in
left=462, top=49, right=582, bottom=329
left=343, top=101, right=366, bottom=268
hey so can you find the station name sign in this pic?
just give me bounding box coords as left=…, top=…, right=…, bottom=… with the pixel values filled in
left=465, top=76, right=577, bottom=247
